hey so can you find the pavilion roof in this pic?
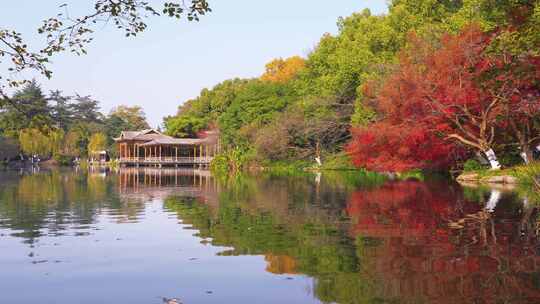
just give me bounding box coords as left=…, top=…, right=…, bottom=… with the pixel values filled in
left=114, top=128, right=211, bottom=146
left=114, top=129, right=166, bottom=141
left=139, top=137, right=205, bottom=146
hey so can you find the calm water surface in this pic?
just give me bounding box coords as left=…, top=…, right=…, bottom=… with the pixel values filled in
left=0, top=168, right=539, bottom=304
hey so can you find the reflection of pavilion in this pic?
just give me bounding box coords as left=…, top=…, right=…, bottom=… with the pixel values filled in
left=117, top=167, right=218, bottom=204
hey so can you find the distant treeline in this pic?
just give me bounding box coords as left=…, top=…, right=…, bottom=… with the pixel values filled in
left=0, top=80, right=150, bottom=163
left=164, top=0, right=540, bottom=172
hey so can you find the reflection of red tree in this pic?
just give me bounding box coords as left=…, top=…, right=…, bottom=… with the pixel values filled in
left=347, top=180, right=540, bottom=303
left=347, top=180, right=475, bottom=239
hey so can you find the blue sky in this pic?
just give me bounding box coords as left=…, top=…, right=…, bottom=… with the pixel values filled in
left=1, top=1, right=388, bottom=126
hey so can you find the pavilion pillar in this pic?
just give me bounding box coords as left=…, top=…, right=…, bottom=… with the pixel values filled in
left=159, top=146, right=162, bottom=161
left=175, top=147, right=178, bottom=161
left=200, top=145, right=203, bottom=163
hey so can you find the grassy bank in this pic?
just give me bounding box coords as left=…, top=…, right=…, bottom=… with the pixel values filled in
left=259, top=153, right=358, bottom=173
left=459, top=162, right=540, bottom=186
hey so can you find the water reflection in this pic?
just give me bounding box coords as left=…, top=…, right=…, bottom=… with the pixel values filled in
left=164, top=175, right=540, bottom=303
left=0, top=168, right=539, bottom=303
left=117, top=167, right=219, bottom=210
left=0, top=168, right=217, bottom=243
left=347, top=180, right=540, bottom=303
left=0, top=169, right=117, bottom=242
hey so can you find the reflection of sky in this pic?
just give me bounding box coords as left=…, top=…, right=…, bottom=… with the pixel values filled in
left=0, top=0, right=387, bottom=126
left=0, top=199, right=318, bottom=304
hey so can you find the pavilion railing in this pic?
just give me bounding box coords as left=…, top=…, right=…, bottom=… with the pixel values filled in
left=119, top=157, right=214, bottom=164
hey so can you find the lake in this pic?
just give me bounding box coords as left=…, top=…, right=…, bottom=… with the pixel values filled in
left=0, top=167, right=539, bottom=304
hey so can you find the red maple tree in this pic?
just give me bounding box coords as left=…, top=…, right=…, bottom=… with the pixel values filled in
left=487, top=54, right=540, bottom=163
left=348, top=25, right=540, bottom=171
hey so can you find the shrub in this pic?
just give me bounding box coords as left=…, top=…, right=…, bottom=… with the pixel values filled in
left=54, top=154, right=74, bottom=166
left=463, top=159, right=486, bottom=172
left=210, top=148, right=255, bottom=174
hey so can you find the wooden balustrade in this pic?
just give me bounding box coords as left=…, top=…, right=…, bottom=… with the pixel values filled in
left=119, top=156, right=214, bottom=165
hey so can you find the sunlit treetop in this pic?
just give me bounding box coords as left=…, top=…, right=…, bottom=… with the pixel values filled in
left=261, top=56, right=306, bottom=84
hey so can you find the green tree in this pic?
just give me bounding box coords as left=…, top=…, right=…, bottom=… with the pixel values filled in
left=217, top=80, right=295, bottom=147
left=105, top=105, right=151, bottom=139
left=49, top=90, right=72, bottom=131
left=165, top=115, right=207, bottom=138
left=70, top=95, right=104, bottom=124
left=0, top=81, right=52, bottom=136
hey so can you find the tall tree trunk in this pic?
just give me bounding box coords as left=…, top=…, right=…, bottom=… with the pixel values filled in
left=520, top=145, right=534, bottom=164
left=509, top=119, right=534, bottom=164
left=483, top=149, right=501, bottom=170
left=314, top=141, right=322, bottom=166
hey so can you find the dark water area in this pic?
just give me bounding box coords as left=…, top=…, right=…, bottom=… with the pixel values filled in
left=0, top=167, right=539, bottom=304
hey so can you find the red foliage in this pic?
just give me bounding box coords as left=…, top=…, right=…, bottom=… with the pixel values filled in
left=348, top=25, right=540, bottom=171
left=348, top=122, right=458, bottom=172
left=487, top=53, right=540, bottom=156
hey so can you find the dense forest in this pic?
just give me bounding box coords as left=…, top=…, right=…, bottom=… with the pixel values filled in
left=0, top=80, right=150, bottom=163
left=164, top=0, right=540, bottom=172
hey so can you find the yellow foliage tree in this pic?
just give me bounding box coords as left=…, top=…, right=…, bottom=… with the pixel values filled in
left=62, top=130, right=81, bottom=157
left=88, top=133, right=107, bottom=154
left=19, top=128, right=52, bottom=156
left=261, top=56, right=306, bottom=83
left=49, top=129, right=65, bottom=156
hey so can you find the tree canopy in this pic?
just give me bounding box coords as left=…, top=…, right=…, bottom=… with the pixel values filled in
left=162, top=0, right=540, bottom=171
left=0, top=80, right=150, bottom=160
